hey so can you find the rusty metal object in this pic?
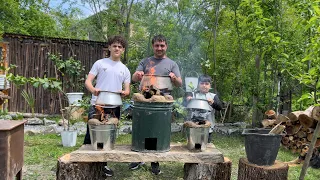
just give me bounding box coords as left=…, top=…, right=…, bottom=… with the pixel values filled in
left=0, top=120, right=27, bottom=180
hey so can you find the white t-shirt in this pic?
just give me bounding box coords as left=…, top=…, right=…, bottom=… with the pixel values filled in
left=89, top=58, right=131, bottom=105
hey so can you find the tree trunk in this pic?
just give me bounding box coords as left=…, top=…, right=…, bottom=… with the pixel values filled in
left=237, top=158, right=288, bottom=180
left=56, top=154, right=106, bottom=180
left=183, top=157, right=232, bottom=180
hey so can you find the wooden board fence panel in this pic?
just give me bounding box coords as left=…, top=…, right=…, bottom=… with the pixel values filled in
left=2, top=33, right=108, bottom=114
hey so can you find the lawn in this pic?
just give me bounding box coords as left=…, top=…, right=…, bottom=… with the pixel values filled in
left=23, top=132, right=320, bottom=180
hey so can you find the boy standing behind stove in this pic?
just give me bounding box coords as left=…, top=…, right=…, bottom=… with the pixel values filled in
left=83, top=35, right=131, bottom=177
left=186, top=75, right=222, bottom=142
left=130, top=34, right=182, bottom=175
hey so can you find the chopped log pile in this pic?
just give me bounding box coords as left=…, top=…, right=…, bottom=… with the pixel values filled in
left=261, top=106, right=320, bottom=154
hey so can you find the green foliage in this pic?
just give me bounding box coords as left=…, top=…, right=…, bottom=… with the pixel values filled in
left=48, top=53, right=85, bottom=92
left=21, top=90, right=35, bottom=117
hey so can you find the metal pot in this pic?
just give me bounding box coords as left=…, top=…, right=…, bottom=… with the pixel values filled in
left=95, top=91, right=122, bottom=106
left=140, top=75, right=173, bottom=90
left=187, top=98, right=211, bottom=111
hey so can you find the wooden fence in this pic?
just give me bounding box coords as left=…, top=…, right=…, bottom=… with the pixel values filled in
left=1, top=33, right=108, bottom=114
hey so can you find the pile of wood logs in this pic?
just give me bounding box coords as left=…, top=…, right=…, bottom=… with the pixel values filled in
left=261, top=106, right=320, bottom=154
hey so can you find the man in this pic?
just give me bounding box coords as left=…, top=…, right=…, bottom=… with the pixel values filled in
left=83, top=35, right=130, bottom=177
left=130, top=34, right=182, bottom=175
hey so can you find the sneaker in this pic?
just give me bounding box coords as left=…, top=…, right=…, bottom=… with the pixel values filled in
left=103, top=166, right=114, bottom=177
left=151, top=162, right=161, bottom=175
left=129, top=162, right=145, bottom=170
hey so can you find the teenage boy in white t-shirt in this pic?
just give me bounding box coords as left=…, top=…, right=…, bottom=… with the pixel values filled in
left=83, top=35, right=131, bottom=177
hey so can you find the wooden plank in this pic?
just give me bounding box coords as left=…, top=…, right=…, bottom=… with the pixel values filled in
left=70, top=144, right=224, bottom=164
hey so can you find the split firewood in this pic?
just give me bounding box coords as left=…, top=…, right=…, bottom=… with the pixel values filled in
left=307, top=133, right=313, bottom=141
left=269, top=122, right=285, bottom=134
left=288, top=111, right=304, bottom=122
left=296, top=130, right=307, bottom=138
left=88, top=118, right=103, bottom=125
left=164, top=95, right=173, bottom=101
left=282, top=136, right=290, bottom=145
left=275, top=114, right=289, bottom=124
left=299, top=106, right=317, bottom=128
left=306, top=128, right=314, bottom=133
left=183, top=120, right=211, bottom=128
left=265, top=109, right=277, bottom=119
left=293, top=124, right=302, bottom=134
left=289, top=136, right=294, bottom=141
left=286, top=120, right=292, bottom=126
left=132, top=93, right=149, bottom=102
left=296, top=141, right=303, bottom=148
left=103, top=117, right=119, bottom=126
left=300, top=138, right=307, bottom=143
left=299, top=114, right=316, bottom=128
left=261, top=119, right=276, bottom=128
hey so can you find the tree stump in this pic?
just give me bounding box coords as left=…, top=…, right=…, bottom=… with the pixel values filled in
left=238, top=158, right=288, bottom=180
left=56, top=154, right=107, bottom=180
left=183, top=157, right=231, bottom=180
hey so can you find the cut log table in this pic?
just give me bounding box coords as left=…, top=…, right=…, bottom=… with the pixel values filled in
left=57, top=143, right=230, bottom=180
left=238, top=158, right=289, bottom=180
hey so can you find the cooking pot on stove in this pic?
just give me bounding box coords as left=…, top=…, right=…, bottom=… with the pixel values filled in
left=140, top=74, right=173, bottom=90
left=95, top=91, right=122, bottom=106
left=187, top=98, right=211, bottom=111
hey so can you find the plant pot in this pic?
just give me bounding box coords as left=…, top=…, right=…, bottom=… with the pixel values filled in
left=185, top=77, right=198, bottom=92
left=242, top=128, right=282, bottom=166
left=66, top=92, right=84, bottom=106
left=61, top=130, right=77, bottom=147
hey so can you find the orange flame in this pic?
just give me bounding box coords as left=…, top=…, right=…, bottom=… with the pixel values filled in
left=95, top=106, right=104, bottom=120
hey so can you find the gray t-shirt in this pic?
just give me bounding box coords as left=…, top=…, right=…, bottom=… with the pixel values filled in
left=136, top=57, right=181, bottom=77
left=89, top=58, right=131, bottom=104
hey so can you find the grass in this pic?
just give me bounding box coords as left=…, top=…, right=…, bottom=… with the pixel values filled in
left=23, top=132, right=320, bottom=180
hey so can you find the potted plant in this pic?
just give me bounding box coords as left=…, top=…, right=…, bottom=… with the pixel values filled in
left=47, top=53, right=87, bottom=147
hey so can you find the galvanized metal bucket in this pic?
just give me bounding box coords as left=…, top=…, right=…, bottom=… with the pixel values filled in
left=89, top=124, right=116, bottom=151
left=186, top=127, right=209, bottom=151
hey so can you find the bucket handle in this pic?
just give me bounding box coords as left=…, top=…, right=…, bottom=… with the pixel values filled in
left=185, top=70, right=199, bottom=77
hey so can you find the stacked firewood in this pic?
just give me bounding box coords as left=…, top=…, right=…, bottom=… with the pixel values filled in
left=262, top=106, right=320, bottom=154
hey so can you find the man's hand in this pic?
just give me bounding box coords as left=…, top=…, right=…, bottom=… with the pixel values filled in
left=132, top=71, right=144, bottom=82
left=169, top=72, right=177, bottom=81
left=169, top=72, right=182, bottom=87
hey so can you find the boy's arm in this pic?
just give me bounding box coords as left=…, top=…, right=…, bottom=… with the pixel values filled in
left=211, top=95, right=223, bottom=111
left=121, top=82, right=130, bottom=97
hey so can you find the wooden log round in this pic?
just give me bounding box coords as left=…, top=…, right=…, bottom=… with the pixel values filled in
left=183, top=157, right=232, bottom=180
left=299, top=114, right=315, bottom=128
left=265, top=110, right=277, bottom=119
left=57, top=154, right=107, bottom=180
left=311, top=106, right=320, bottom=121
left=275, top=114, right=289, bottom=124
left=281, top=136, right=290, bottom=145
left=237, top=158, right=288, bottom=180
left=288, top=111, right=304, bottom=122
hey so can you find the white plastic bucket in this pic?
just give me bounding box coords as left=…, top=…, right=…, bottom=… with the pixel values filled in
left=66, top=92, right=84, bottom=106
left=185, top=77, right=198, bottom=92
left=61, top=130, right=77, bottom=147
